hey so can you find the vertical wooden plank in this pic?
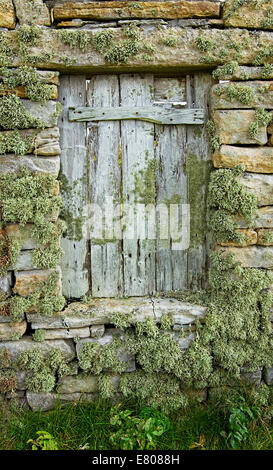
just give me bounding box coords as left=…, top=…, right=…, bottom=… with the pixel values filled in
left=58, top=75, right=89, bottom=298
left=87, top=76, right=123, bottom=297
left=186, top=73, right=214, bottom=290
left=155, top=80, right=188, bottom=291
left=120, top=74, right=156, bottom=296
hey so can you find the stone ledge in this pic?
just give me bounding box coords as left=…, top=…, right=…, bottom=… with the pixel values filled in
left=26, top=297, right=207, bottom=329
left=26, top=391, right=97, bottom=411
left=223, top=0, right=273, bottom=30
left=53, top=1, right=221, bottom=21
left=0, top=155, right=60, bottom=176
left=211, top=81, right=273, bottom=110
left=0, top=337, right=75, bottom=363
left=216, top=245, right=273, bottom=268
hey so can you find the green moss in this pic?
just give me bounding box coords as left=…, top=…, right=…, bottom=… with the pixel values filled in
left=261, top=64, right=273, bottom=78
left=78, top=338, right=128, bottom=375
left=209, top=209, right=244, bottom=244
left=17, top=348, right=69, bottom=393
left=208, top=165, right=257, bottom=225
left=262, top=231, right=273, bottom=244
left=186, top=153, right=211, bottom=248
left=111, top=312, right=133, bottom=330
left=0, top=369, right=16, bottom=393
left=134, top=156, right=158, bottom=204
left=160, top=314, right=174, bottom=331
left=17, top=25, right=41, bottom=46
left=160, top=31, right=179, bottom=47
left=0, top=95, right=44, bottom=130
left=206, top=120, right=220, bottom=152
left=218, top=84, right=255, bottom=105
left=97, top=374, right=115, bottom=399
left=249, top=108, right=272, bottom=140
left=0, top=66, right=54, bottom=103
left=92, top=24, right=142, bottom=64
left=212, top=61, right=239, bottom=80
left=58, top=30, right=90, bottom=50
left=32, top=330, right=45, bottom=342
left=0, top=232, right=20, bottom=278
left=0, top=130, right=34, bottom=155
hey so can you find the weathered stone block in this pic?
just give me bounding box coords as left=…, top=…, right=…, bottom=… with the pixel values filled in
left=41, top=327, right=90, bottom=340
left=0, top=337, right=75, bottom=364
left=0, top=0, right=15, bottom=29
left=22, top=100, right=59, bottom=129
left=257, top=229, right=273, bottom=246
left=216, top=245, right=273, bottom=269
left=76, top=329, right=136, bottom=373
left=90, top=324, right=105, bottom=338
left=14, top=0, right=51, bottom=26
left=211, top=81, right=273, bottom=109
left=57, top=373, right=98, bottom=394
left=0, top=85, right=58, bottom=101
left=239, top=173, right=273, bottom=207
left=0, top=321, right=26, bottom=341
left=213, top=145, right=273, bottom=174
left=171, top=331, right=195, bottom=350
left=219, top=229, right=257, bottom=247
left=5, top=28, right=273, bottom=71
left=264, top=367, right=273, bottom=385
left=0, top=127, right=61, bottom=156
left=27, top=297, right=207, bottom=329
left=213, top=66, right=273, bottom=81
left=237, top=206, right=273, bottom=229
left=5, top=224, right=40, bottom=250
left=13, top=267, right=62, bottom=297
left=0, top=273, right=12, bottom=296
left=240, top=367, right=262, bottom=386
left=223, top=0, right=273, bottom=30
left=26, top=391, right=96, bottom=411
left=213, top=110, right=267, bottom=146
left=0, top=155, right=60, bottom=176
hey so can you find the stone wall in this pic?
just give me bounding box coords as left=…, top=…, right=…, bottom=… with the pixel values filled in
left=1, top=0, right=273, bottom=411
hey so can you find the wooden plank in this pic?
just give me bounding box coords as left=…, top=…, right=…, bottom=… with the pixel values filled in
left=87, top=76, right=123, bottom=297
left=154, top=77, right=186, bottom=103
left=53, top=1, right=221, bottom=21
left=155, top=78, right=188, bottom=292
left=120, top=74, right=156, bottom=296
left=69, top=106, right=204, bottom=125
left=186, top=73, right=214, bottom=290
left=58, top=75, right=89, bottom=298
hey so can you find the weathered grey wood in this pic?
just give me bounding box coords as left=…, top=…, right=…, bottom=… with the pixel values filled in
left=59, top=75, right=89, bottom=298
left=87, top=76, right=123, bottom=297
left=154, top=77, right=186, bottom=103
left=69, top=106, right=204, bottom=125
left=186, top=73, right=214, bottom=289
left=155, top=78, right=188, bottom=292
left=120, top=74, right=156, bottom=296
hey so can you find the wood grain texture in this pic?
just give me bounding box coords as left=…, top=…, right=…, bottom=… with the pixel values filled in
left=186, top=73, right=214, bottom=290
left=69, top=106, right=204, bottom=125
left=155, top=78, right=188, bottom=292
left=58, top=75, right=89, bottom=298
left=87, top=76, right=123, bottom=297
left=120, top=74, right=156, bottom=296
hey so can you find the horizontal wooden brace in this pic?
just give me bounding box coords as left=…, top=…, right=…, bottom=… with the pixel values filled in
left=69, top=106, right=205, bottom=125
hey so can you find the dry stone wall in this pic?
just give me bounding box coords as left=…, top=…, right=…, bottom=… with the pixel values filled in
left=0, top=0, right=273, bottom=411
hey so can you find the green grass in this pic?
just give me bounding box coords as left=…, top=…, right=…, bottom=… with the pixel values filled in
left=1, top=394, right=273, bottom=450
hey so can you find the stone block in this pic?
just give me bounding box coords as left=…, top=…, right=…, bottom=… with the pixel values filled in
left=0, top=321, right=27, bottom=341
left=223, top=0, right=273, bottom=29
left=237, top=206, right=273, bottom=229
left=257, top=229, right=273, bottom=246
left=13, top=267, right=62, bottom=297
left=41, top=327, right=90, bottom=340
left=213, top=110, right=267, bottom=146
left=0, top=337, right=75, bottom=364
left=219, top=229, right=257, bottom=247
left=216, top=245, right=273, bottom=269
left=0, top=0, right=15, bottom=29
left=213, top=145, right=273, bottom=173
left=211, top=81, right=273, bottom=109
left=240, top=367, right=262, bottom=386
left=239, top=173, right=273, bottom=207
left=0, top=273, right=12, bottom=296
left=0, top=154, right=60, bottom=176
left=264, top=367, right=273, bottom=385
left=14, top=0, right=51, bottom=26
left=90, top=324, right=105, bottom=338
left=26, top=391, right=96, bottom=411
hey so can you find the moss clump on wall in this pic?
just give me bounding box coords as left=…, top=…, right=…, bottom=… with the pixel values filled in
left=0, top=231, right=20, bottom=278
left=78, top=338, right=127, bottom=375
left=58, top=30, right=90, bottom=51
left=0, top=95, right=43, bottom=130
left=206, top=120, right=220, bottom=152
left=0, top=66, right=54, bottom=103
left=217, top=84, right=255, bottom=105
left=133, top=156, right=158, bottom=205
left=17, top=348, right=70, bottom=393
left=186, top=153, right=211, bottom=248
left=0, top=130, right=34, bottom=155
left=92, top=24, right=142, bottom=64
left=248, top=108, right=272, bottom=140
left=212, top=61, right=239, bottom=80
